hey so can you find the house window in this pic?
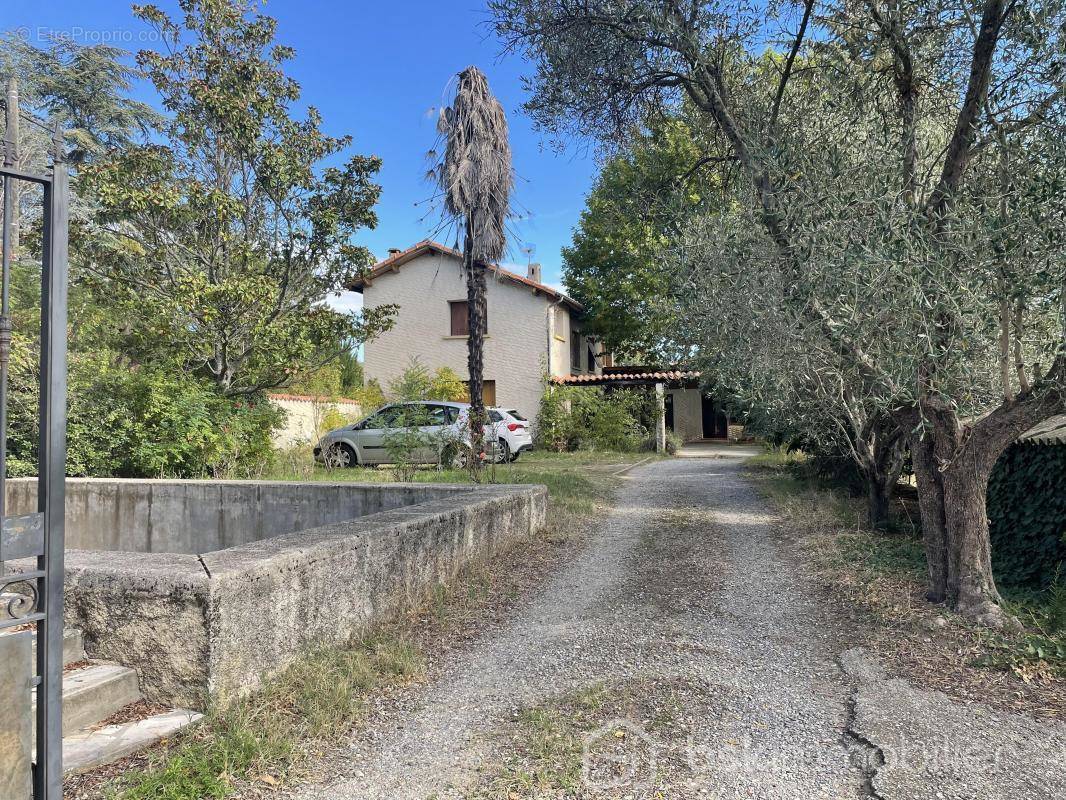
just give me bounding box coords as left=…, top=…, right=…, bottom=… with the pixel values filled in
left=570, top=328, right=581, bottom=372
left=449, top=301, right=487, bottom=336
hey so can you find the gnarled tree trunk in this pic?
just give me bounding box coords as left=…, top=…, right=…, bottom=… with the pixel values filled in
left=853, top=413, right=907, bottom=530
left=904, top=358, right=1064, bottom=625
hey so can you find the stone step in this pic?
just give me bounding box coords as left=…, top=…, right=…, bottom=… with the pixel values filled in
left=63, top=709, right=203, bottom=774
left=34, top=664, right=143, bottom=736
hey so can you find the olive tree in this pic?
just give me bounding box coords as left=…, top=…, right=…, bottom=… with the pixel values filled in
left=490, top=0, right=1066, bottom=626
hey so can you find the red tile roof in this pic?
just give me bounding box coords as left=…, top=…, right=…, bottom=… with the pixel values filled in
left=347, top=240, right=584, bottom=313
left=552, top=370, right=701, bottom=386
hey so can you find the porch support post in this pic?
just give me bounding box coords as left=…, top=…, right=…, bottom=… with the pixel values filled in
left=654, top=382, right=666, bottom=453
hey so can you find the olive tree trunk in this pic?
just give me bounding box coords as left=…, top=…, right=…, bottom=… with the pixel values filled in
left=904, top=358, right=1064, bottom=625
left=856, top=415, right=907, bottom=531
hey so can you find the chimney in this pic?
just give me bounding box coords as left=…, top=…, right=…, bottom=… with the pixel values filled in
left=387, top=248, right=402, bottom=258
left=527, top=262, right=542, bottom=284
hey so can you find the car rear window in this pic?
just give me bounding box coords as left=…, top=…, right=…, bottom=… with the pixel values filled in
left=507, top=409, right=528, bottom=421
left=488, top=410, right=504, bottom=422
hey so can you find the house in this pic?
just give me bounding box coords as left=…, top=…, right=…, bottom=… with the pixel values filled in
left=348, top=240, right=604, bottom=417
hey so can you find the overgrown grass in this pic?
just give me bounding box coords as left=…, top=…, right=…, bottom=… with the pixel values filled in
left=476, top=683, right=612, bottom=798
left=261, top=449, right=648, bottom=516
left=108, top=635, right=422, bottom=800
left=746, top=445, right=1066, bottom=689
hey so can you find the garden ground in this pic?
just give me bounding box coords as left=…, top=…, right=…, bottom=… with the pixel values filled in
left=278, top=451, right=1065, bottom=798
left=79, top=449, right=1065, bottom=799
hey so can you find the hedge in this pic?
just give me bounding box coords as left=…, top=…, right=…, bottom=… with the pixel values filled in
left=988, top=442, right=1066, bottom=590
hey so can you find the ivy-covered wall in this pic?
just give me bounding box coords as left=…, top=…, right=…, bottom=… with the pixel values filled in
left=988, top=442, right=1066, bottom=590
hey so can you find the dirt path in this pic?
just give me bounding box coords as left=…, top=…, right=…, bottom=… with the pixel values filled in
left=298, top=454, right=1065, bottom=799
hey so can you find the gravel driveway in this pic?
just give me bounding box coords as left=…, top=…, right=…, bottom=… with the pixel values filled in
left=299, top=453, right=1065, bottom=799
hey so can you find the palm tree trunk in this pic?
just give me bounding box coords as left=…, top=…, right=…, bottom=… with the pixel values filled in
left=464, top=217, right=488, bottom=466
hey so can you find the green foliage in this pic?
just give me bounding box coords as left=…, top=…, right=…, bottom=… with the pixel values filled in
left=286, top=363, right=344, bottom=399
left=351, top=379, right=386, bottom=412
left=535, top=385, right=654, bottom=452
left=338, top=351, right=364, bottom=393
left=6, top=345, right=280, bottom=478
left=563, top=114, right=712, bottom=361
left=988, top=443, right=1066, bottom=590
left=429, top=366, right=469, bottom=402
left=0, top=33, right=160, bottom=165
left=79, top=0, right=394, bottom=395
left=387, top=358, right=468, bottom=402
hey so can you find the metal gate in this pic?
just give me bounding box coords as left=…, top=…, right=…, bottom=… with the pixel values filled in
left=0, top=81, right=69, bottom=799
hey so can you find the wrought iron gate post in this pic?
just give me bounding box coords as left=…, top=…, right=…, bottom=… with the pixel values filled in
left=0, top=83, right=69, bottom=800
left=34, top=124, right=69, bottom=800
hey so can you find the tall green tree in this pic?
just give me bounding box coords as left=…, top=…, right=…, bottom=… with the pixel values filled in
left=432, top=66, right=513, bottom=464
left=563, top=115, right=711, bottom=362
left=80, top=0, right=393, bottom=395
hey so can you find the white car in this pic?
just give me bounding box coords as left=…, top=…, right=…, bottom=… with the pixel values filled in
left=488, top=407, right=533, bottom=462
left=314, top=401, right=500, bottom=468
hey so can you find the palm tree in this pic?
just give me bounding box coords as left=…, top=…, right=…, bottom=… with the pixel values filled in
left=434, top=67, right=513, bottom=469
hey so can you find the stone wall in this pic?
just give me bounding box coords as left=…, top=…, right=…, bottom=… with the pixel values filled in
left=48, top=482, right=546, bottom=706
left=4, top=479, right=468, bottom=554
left=268, top=393, right=363, bottom=448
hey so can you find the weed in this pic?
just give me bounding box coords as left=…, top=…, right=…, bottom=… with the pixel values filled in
left=109, top=636, right=422, bottom=800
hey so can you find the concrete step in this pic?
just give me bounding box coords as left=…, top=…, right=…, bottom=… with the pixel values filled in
left=60, top=664, right=143, bottom=736
left=34, top=664, right=143, bottom=736
left=63, top=709, right=203, bottom=774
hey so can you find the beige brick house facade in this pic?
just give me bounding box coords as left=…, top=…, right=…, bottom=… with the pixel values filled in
left=349, top=241, right=602, bottom=418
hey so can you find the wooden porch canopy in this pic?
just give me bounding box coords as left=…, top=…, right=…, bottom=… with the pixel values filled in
left=551, top=368, right=701, bottom=389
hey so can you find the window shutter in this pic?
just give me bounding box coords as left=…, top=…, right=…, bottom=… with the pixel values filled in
left=450, top=301, right=469, bottom=336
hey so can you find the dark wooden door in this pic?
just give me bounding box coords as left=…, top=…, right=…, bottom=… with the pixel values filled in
left=701, top=395, right=728, bottom=439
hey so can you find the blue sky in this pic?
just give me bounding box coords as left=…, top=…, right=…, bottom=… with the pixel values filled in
left=5, top=0, right=598, bottom=309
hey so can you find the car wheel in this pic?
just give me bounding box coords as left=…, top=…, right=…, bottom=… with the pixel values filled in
left=327, top=442, right=358, bottom=468
left=496, top=439, right=511, bottom=464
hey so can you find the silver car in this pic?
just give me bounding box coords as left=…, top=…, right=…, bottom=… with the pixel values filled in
left=313, top=401, right=492, bottom=468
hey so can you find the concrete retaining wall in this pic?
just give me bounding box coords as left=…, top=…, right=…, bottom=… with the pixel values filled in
left=5, top=479, right=469, bottom=554
left=49, top=482, right=546, bottom=707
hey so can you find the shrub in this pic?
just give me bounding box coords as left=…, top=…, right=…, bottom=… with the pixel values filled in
left=988, top=442, right=1066, bottom=590
left=387, top=358, right=469, bottom=403
left=351, top=379, right=386, bottom=411
left=535, top=385, right=654, bottom=452
left=8, top=350, right=282, bottom=478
